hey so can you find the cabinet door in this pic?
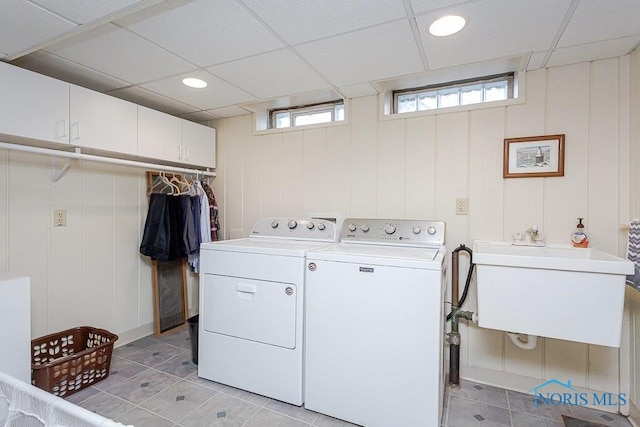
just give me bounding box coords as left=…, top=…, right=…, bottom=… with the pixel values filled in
left=70, top=85, right=137, bottom=155
left=0, top=62, right=69, bottom=144
left=181, top=120, right=216, bottom=168
left=138, top=106, right=181, bottom=162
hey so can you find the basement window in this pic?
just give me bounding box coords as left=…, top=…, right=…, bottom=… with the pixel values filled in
left=270, top=101, right=344, bottom=129
left=393, top=73, right=514, bottom=114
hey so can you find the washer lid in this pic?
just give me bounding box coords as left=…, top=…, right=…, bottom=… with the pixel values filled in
left=200, top=238, right=338, bottom=257
left=306, top=243, right=445, bottom=270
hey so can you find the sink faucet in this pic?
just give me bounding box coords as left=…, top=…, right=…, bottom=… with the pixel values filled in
left=525, top=226, right=542, bottom=244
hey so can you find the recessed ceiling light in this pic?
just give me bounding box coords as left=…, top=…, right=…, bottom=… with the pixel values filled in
left=429, top=15, right=466, bottom=37
left=182, top=77, right=208, bottom=88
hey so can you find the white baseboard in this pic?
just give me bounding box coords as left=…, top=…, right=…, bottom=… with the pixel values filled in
left=460, top=363, right=625, bottom=415
left=113, top=322, right=154, bottom=347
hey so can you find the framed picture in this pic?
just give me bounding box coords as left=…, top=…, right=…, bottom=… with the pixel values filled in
left=503, top=134, right=565, bottom=178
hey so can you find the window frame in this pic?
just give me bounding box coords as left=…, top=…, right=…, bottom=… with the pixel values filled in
left=270, top=100, right=344, bottom=129
left=392, top=73, right=514, bottom=114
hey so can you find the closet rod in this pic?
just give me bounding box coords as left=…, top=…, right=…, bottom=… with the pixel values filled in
left=0, top=142, right=216, bottom=178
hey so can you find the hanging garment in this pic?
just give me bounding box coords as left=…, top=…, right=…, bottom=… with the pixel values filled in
left=188, top=181, right=212, bottom=273
left=627, top=220, right=640, bottom=291
left=174, top=194, right=199, bottom=258
left=140, top=193, right=172, bottom=261
left=187, top=192, right=203, bottom=272
left=140, top=193, right=199, bottom=261
left=202, top=181, right=219, bottom=241
left=196, top=181, right=212, bottom=245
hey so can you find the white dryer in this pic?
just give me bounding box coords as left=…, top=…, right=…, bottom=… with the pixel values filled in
left=198, top=217, right=338, bottom=406
left=304, top=218, right=446, bottom=427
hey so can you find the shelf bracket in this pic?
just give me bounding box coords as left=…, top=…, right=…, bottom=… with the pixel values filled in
left=51, top=148, right=80, bottom=184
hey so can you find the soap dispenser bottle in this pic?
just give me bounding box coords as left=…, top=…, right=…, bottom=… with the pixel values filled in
left=571, top=218, right=589, bottom=248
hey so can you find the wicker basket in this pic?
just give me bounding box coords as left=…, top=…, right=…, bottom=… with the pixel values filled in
left=31, top=326, right=118, bottom=397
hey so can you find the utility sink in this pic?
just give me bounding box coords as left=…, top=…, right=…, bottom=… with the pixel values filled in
left=473, top=241, right=634, bottom=347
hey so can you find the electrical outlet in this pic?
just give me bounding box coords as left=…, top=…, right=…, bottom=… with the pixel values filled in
left=54, top=209, right=67, bottom=227
left=456, top=198, right=468, bottom=215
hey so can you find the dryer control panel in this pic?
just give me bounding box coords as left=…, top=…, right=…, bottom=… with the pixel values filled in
left=341, top=218, right=445, bottom=246
left=250, top=217, right=338, bottom=242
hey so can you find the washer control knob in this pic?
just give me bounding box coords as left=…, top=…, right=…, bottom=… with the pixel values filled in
left=412, top=227, right=422, bottom=234
left=307, top=222, right=315, bottom=230
left=271, top=220, right=279, bottom=229
left=347, top=223, right=357, bottom=232
left=384, top=224, right=396, bottom=235
left=288, top=220, right=298, bottom=229
left=427, top=226, right=437, bottom=235
left=361, top=224, right=369, bottom=232
left=317, top=223, right=326, bottom=231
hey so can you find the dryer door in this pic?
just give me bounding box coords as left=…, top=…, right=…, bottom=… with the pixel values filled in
left=202, top=274, right=297, bottom=349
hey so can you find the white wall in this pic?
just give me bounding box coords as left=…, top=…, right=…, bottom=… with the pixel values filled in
left=0, top=153, right=155, bottom=342
left=0, top=147, right=213, bottom=344
left=213, top=57, right=633, bottom=409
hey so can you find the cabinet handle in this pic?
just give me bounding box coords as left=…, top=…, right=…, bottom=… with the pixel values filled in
left=58, top=120, right=67, bottom=138
left=178, top=145, right=182, bottom=159
left=71, top=122, right=80, bottom=141
left=184, top=146, right=190, bottom=160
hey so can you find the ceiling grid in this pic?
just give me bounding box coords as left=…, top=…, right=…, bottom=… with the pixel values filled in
left=0, top=0, right=638, bottom=122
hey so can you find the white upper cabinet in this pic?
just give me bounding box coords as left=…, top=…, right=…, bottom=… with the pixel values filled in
left=0, top=62, right=216, bottom=169
left=138, top=106, right=216, bottom=168
left=0, top=61, right=69, bottom=144
left=138, top=106, right=182, bottom=162
left=181, top=120, right=216, bottom=168
left=70, top=85, right=138, bottom=155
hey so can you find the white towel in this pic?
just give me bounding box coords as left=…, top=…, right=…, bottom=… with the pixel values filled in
left=627, top=221, right=640, bottom=291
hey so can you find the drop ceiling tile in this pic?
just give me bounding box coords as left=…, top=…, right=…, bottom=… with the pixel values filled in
left=242, top=89, right=344, bottom=115
left=338, top=83, right=379, bottom=98
left=417, top=0, right=572, bottom=70
left=11, top=51, right=130, bottom=91
left=141, top=70, right=256, bottom=110
left=177, top=110, right=221, bottom=123
left=374, top=55, right=522, bottom=93
left=208, top=49, right=329, bottom=99
left=31, top=0, right=143, bottom=24
left=117, top=0, right=284, bottom=67
left=409, top=0, right=477, bottom=15
left=107, top=86, right=199, bottom=116
left=0, top=0, right=75, bottom=56
left=558, top=0, right=640, bottom=48
left=46, top=23, right=195, bottom=84
left=207, top=105, right=252, bottom=118
left=547, top=36, right=640, bottom=68
left=296, top=20, right=424, bottom=87
left=242, top=0, right=407, bottom=45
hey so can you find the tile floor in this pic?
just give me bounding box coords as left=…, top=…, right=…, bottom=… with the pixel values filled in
left=65, top=328, right=633, bottom=427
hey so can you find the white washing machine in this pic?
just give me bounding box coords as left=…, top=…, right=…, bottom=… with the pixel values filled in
left=304, top=218, right=447, bottom=427
left=198, top=217, right=338, bottom=406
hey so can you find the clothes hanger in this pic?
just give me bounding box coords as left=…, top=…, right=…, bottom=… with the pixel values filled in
left=160, top=172, right=178, bottom=194
left=178, top=174, right=191, bottom=192
left=149, top=174, right=164, bottom=194
left=169, top=173, right=189, bottom=195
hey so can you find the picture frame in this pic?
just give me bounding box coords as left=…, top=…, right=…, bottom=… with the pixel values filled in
left=503, top=134, right=565, bottom=178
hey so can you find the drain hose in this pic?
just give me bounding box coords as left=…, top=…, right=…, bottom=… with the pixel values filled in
left=507, top=332, right=538, bottom=350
